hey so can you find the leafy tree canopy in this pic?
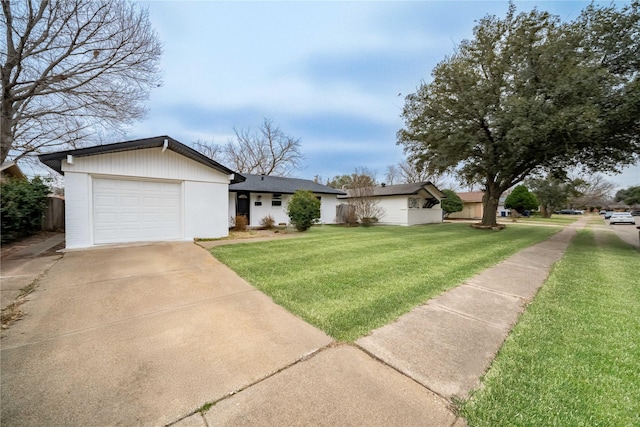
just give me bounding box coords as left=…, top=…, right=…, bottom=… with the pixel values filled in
left=326, top=170, right=376, bottom=189
left=398, top=1, right=640, bottom=227
left=615, top=185, right=640, bottom=207
left=505, top=185, right=539, bottom=213
left=441, top=189, right=464, bottom=217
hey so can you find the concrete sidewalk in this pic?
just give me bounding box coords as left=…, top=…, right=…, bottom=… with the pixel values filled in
left=173, top=218, right=587, bottom=426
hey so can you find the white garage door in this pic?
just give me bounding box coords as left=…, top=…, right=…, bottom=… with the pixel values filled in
left=93, top=178, right=182, bottom=244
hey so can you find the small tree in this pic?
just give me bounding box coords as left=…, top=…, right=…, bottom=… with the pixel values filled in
left=287, top=190, right=321, bottom=231
left=1, top=177, right=50, bottom=242
left=441, top=189, right=463, bottom=218
left=505, top=185, right=538, bottom=215
left=347, top=168, right=384, bottom=225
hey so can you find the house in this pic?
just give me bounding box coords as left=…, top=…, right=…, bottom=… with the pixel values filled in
left=448, top=191, right=510, bottom=219
left=448, top=191, right=484, bottom=219
left=338, top=182, right=444, bottom=226
left=228, top=174, right=345, bottom=227
left=39, top=136, right=244, bottom=249
left=0, top=161, right=26, bottom=181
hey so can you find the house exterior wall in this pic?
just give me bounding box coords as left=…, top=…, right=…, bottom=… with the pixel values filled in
left=184, top=181, right=229, bottom=239
left=62, top=149, right=231, bottom=249
left=377, top=195, right=443, bottom=226
left=229, top=192, right=341, bottom=228
left=64, top=172, right=92, bottom=248
left=449, top=202, right=484, bottom=219
left=376, top=196, right=409, bottom=225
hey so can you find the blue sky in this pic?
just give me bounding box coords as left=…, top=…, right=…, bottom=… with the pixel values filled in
left=129, top=1, right=639, bottom=189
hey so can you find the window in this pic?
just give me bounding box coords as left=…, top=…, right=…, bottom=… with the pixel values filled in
left=272, top=194, right=282, bottom=207
left=408, top=197, right=420, bottom=209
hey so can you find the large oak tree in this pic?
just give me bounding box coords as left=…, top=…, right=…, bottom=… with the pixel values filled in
left=398, top=2, right=640, bottom=227
left=1, top=0, right=162, bottom=164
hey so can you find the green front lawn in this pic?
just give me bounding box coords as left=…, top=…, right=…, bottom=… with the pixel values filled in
left=499, top=214, right=581, bottom=225
left=210, top=223, right=559, bottom=341
left=460, top=230, right=640, bottom=426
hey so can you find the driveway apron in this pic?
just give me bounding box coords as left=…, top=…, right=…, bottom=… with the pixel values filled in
left=1, top=242, right=332, bottom=426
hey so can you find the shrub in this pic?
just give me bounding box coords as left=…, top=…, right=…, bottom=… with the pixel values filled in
left=1, top=177, right=50, bottom=243
left=259, top=214, right=275, bottom=229
left=233, top=215, right=248, bottom=231
left=441, top=189, right=463, bottom=218
left=287, top=190, right=321, bottom=231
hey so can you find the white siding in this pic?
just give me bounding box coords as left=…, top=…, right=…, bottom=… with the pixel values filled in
left=319, top=195, right=340, bottom=224
left=184, top=181, right=229, bottom=239
left=64, top=172, right=92, bottom=249
left=228, top=193, right=236, bottom=228
left=377, top=196, right=410, bottom=225
left=62, top=148, right=228, bottom=183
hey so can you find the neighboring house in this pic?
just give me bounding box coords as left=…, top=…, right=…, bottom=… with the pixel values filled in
left=39, top=136, right=244, bottom=249
left=228, top=174, right=345, bottom=227
left=449, top=191, right=484, bottom=219
left=448, top=191, right=509, bottom=219
left=0, top=161, right=26, bottom=181
left=338, top=182, right=444, bottom=226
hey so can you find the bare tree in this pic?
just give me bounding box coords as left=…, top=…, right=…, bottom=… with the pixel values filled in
left=1, top=0, right=162, bottom=163
left=569, top=174, right=617, bottom=208
left=347, top=167, right=384, bottom=224
left=222, top=118, right=303, bottom=176
left=385, top=160, right=444, bottom=186
left=192, top=138, right=222, bottom=160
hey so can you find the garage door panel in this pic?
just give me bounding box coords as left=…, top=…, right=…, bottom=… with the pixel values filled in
left=93, top=178, right=182, bottom=244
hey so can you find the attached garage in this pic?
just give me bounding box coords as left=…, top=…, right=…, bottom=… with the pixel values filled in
left=39, top=136, right=244, bottom=249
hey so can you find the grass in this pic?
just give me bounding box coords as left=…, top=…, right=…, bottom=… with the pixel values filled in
left=210, top=223, right=559, bottom=341
left=498, top=214, right=581, bottom=225
left=460, top=229, right=640, bottom=426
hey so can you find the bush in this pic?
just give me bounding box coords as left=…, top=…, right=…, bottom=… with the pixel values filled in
left=259, top=214, right=275, bottom=229
left=1, top=177, right=50, bottom=243
left=360, top=217, right=378, bottom=227
left=233, top=215, right=248, bottom=231
left=441, top=189, right=463, bottom=218
left=287, top=190, right=321, bottom=231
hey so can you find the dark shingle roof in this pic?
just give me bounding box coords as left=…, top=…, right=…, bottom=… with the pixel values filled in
left=230, top=174, right=345, bottom=195
left=339, top=182, right=444, bottom=198
left=38, top=136, right=245, bottom=183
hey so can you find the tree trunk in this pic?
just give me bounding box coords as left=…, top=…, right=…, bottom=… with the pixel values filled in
left=0, top=109, right=13, bottom=163
left=481, top=185, right=501, bottom=227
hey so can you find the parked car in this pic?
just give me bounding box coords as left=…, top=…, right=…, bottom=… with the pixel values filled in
left=557, top=209, right=583, bottom=215
left=599, top=210, right=607, bottom=215
left=609, top=212, right=635, bottom=225
left=630, top=210, right=640, bottom=216
left=604, top=211, right=614, bottom=219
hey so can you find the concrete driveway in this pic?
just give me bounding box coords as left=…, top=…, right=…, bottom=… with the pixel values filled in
left=1, top=242, right=332, bottom=426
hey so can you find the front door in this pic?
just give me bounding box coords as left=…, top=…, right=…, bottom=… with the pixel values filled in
left=236, top=191, right=250, bottom=224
